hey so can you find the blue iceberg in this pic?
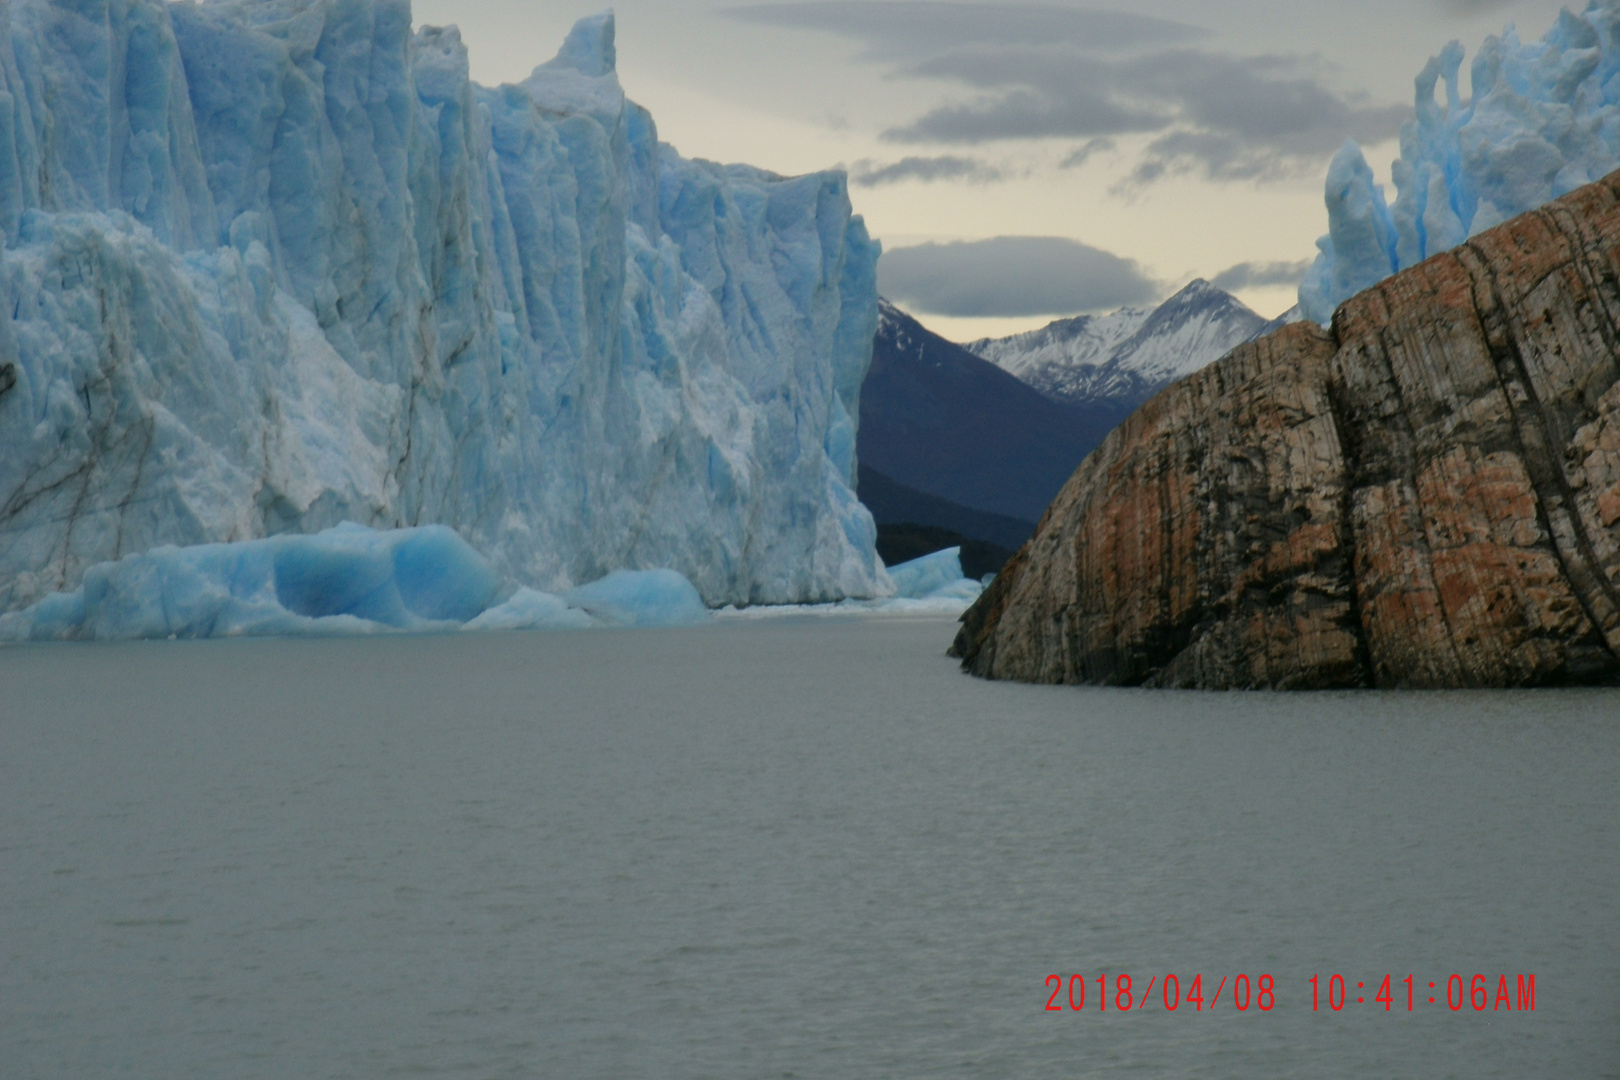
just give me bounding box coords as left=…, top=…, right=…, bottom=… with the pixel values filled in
left=562, top=570, right=712, bottom=629
left=886, top=547, right=974, bottom=600
left=0, top=523, right=713, bottom=641
left=715, top=546, right=984, bottom=619
left=462, top=589, right=596, bottom=633
left=1300, top=1, right=1620, bottom=322
left=0, top=524, right=496, bottom=640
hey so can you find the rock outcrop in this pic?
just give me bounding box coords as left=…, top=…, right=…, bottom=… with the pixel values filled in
left=952, top=170, right=1620, bottom=689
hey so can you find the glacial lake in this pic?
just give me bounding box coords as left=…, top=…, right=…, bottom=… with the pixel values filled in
left=2, top=616, right=1617, bottom=1078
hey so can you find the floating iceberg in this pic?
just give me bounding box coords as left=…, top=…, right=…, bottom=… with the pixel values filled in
left=887, top=546, right=971, bottom=600
left=1300, top=0, right=1620, bottom=323
left=715, top=546, right=984, bottom=619
left=0, top=1, right=888, bottom=623
left=561, top=570, right=712, bottom=629
left=462, top=589, right=596, bottom=633
left=0, top=523, right=711, bottom=641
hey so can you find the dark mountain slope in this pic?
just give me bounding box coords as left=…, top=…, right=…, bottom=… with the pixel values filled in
left=857, top=301, right=1131, bottom=522
left=856, top=464, right=1036, bottom=551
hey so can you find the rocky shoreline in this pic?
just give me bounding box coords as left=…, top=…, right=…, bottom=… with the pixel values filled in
left=952, top=171, right=1620, bottom=689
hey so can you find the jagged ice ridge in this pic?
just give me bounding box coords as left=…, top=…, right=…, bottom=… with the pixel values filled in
left=0, top=0, right=889, bottom=619
left=1301, top=0, right=1620, bottom=323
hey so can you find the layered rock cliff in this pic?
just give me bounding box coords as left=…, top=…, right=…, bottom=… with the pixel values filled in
left=952, top=170, right=1620, bottom=689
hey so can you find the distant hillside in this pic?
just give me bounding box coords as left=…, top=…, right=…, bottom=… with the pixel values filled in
left=856, top=465, right=1036, bottom=552
left=966, top=280, right=1268, bottom=415
left=874, top=523, right=1015, bottom=582
left=1249, top=304, right=1304, bottom=341
left=858, top=302, right=1131, bottom=523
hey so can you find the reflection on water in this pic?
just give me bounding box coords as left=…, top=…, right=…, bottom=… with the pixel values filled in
left=2, top=619, right=1617, bottom=1078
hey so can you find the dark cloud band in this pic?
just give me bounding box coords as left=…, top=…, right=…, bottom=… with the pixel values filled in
left=850, top=156, right=1002, bottom=186
left=878, top=236, right=1161, bottom=317
left=1209, top=259, right=1314, bottom=292
left=887, top=45, right=1408, bottom=181
left=725, top=1, right=1408, bottom=187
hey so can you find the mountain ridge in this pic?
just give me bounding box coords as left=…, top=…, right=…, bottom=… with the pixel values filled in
left=965, top=279, right=1270, bottom=414
left=856, top=464, right=1036, bottom=552
left=857, top=300, right=1131, bottom=524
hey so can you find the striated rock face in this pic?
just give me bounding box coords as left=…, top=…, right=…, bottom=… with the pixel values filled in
left=953, top=170, right=1620, bottom=689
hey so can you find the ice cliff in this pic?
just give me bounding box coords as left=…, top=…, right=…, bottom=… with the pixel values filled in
left=1300, top=0, right=1620, bottom=323
left=0, top=0, right=886, bottom=615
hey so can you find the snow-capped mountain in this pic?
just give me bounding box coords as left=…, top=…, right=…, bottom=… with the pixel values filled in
left=859, top=300, right=1132, bottom=523
left=966, top=280, right=1270, bottom=413
left=1251, top=304, right=1304, bottom=341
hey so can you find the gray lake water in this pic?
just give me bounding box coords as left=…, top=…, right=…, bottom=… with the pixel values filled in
left=2, top=616, right=1617, bottom=1079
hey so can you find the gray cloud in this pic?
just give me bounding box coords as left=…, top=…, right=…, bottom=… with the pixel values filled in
left=722, top=1, right=1410, bottom=188
left=1060, top=137, right=1116, bottom=169
left=1209, top=259, right=1314, bottom=292
left=721, top=2, right=1205, bottom=60
left=850, top=155, right=1002, bottom=186
left=889, top=49, right=1165, bottom=141
left=887, top=45, right=1409, bottom=180
left=879, top=236, right=1161, bottom=317
left=1440, top=0, right=1514, bottom=12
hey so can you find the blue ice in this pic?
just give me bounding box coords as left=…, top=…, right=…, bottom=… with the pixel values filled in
left=0, top=524, right=711, bottom=642
left=887, top=548, right=972, bottom=600
left=1300, top=1, right=1620, bottom=322
left=0, top=1, right=890, bottom=627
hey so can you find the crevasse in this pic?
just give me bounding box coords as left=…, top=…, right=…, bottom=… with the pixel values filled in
left=0, top=0, right=889, bottom=612
left=1300, top=0, right=1620, bottom=323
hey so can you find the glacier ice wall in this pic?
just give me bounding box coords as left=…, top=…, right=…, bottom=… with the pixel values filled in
left=1300, top=0, right=1620, bottom=323
left=0, top=0, right=886, bottom=612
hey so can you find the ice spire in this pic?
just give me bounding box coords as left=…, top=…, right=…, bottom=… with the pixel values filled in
left=1299, top=0, right=1620, bottom=324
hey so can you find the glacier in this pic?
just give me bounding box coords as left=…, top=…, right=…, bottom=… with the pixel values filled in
left=1301, top=0, right=1620, bottom=323
left=0, top=0, right=888, bottom=626
left=0, top=522, right=711, bottom=641
left=716, top=545, right=986, bottom=620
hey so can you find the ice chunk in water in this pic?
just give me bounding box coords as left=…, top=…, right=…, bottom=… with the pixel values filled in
left=562, top=570, right=713, bottom=628
left=463, top=589, right=596, bottom=632
left=886, top=548, right=970, bottom=600
left=0, top=525, right=499, bottom=641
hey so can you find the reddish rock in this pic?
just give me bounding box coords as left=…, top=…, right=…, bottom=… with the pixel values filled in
left=952, top=171, right=1620, bottom=689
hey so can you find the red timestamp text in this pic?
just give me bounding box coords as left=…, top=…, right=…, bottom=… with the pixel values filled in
left=1309, top=974, right=1536, bottom=1012
left=1043, top=973, right=1538, bottom=1014
left=1044, top=973, right=1275, bottom=1013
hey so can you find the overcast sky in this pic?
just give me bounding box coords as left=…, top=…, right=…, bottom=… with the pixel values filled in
left=412, top=0, right=1582, bottom=339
